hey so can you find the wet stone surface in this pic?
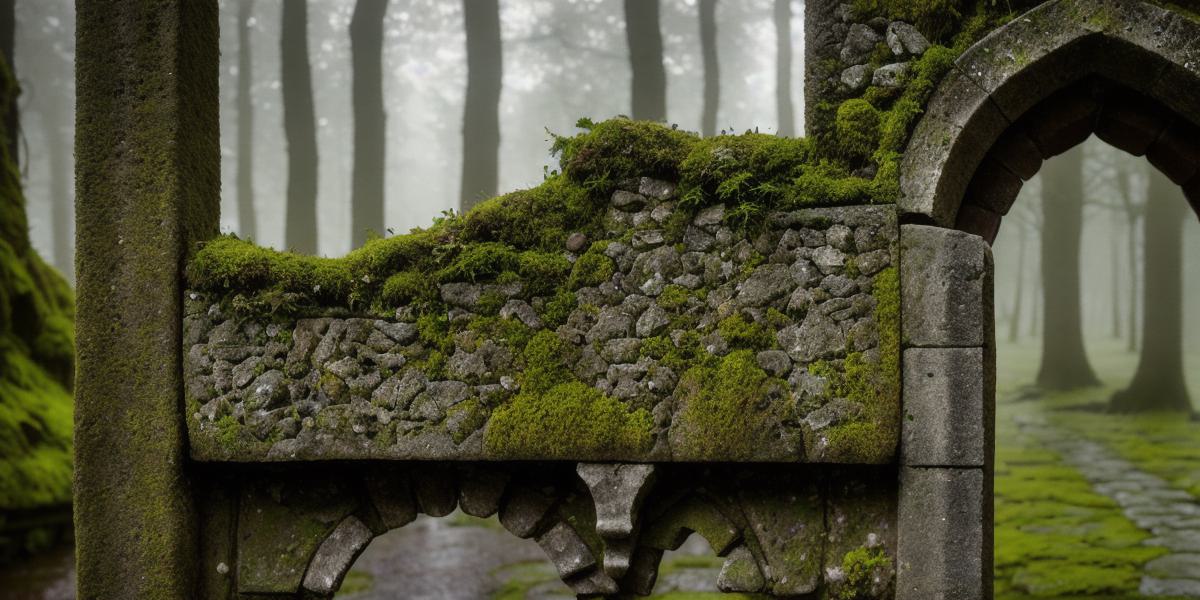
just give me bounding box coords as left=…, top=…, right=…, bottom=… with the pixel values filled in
left=184, top=185, right=898, bottom=463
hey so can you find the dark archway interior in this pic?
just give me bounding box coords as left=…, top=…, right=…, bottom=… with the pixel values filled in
left=954, top=75, right=1200, bottom=244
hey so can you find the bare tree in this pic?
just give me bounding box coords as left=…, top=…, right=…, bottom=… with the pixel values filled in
left=698, top=0, right=718, bottom=137
left=1036, top=145, right=1100, bottom=390
left=624, top=0, right=666, bottom=121
left=1110, top=168, right=1192, bottom=413
left=460, top=0, right=501, bottom=212
left=0, top=0, right=14, bottom=164
left=351, top=0, right=388, bottom=245
left=774, top=0, right=795, bottom=136
left=236, top=0, right=256, bottom=240
left=282, top=0, right=319, bottom=254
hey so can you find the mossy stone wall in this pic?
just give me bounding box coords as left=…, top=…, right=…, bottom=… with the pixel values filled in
left=184, top=182, right=899, bottom=464
left=73, top=1, right=219, bottom=597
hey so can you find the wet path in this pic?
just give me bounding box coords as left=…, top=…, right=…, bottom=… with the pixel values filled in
left=0, top=544, right=74, bottom=600
left=337, top=515, right=557, bottom=600
left=1014, top=413, right=1200, bottom=597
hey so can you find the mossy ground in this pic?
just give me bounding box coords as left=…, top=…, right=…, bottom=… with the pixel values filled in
left=993, top=337, right=1200, bottom=599
left=0, top=53, right=75, bottom=534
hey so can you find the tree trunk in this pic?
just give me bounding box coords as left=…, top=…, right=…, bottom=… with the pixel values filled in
left=237, top=0, right=256, bottom=240
left=1110, top=169, right=1192, bottom=413
left=698, top=0, right=718, bottom=137
left=1123, top=168, right=1140, bottom=353
left=624, top=0, right=666, bottom=122
left=0, top=0, right=14, bottom=165
left=773, top=0, right=795, bottom=137
left=282, top=0, right=319, bottom=254
left=351, top=0, right=388, bottom=244
left=1110, top=209, right=1120, bottom=338
left=42, top=105, right=72, bottom=280
left=1036, top=145, right=1100, bottom=390
left=1008, top=222, right=1025, bottom=343
left=460, top=0, right=502, bottom=212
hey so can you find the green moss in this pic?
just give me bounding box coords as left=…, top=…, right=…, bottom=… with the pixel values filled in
left=552, top=117, right=697, bottom=186
left=437, top=242, right=519, bottom=283
left=716, top=314, right=776, bottom=351
left=671, top=350, right=791, bottom=460
left=656, top=284, right=690, bottom=310
left=380, top=270, right=426, bottom=306
left=516, top=251, right=571, bottom=295
left=539, top=289, right=577, bottom=329
left=484, top=381, right=653, bottom=459
left=810, top=266, right=900, bottom=463
left=837, top=546, right=892, bottom=600
left=835, top=99, right=881, bottom=162
left=567, top=243, right=615, bottom=289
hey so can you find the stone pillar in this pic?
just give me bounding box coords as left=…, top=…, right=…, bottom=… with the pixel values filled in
left=74, top=1, right=219, bottom=597
left=896, top=225, right=994, bottom=600
left=803, top=0, right=844, bottom=138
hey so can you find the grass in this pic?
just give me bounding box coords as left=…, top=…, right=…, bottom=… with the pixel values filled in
left=993, top=336, right=1200, bottom=599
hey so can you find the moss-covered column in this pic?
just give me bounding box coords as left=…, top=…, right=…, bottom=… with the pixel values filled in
left=74, top=1, right=219, bottom=597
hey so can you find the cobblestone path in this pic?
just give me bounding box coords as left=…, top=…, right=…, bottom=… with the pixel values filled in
left=1014, top=414, right=1200, bottom=597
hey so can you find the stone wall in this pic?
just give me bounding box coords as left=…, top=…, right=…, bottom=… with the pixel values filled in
left=185, top=180, right=899, bottom=463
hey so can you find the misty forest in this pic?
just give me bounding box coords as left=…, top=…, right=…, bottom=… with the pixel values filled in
left=2, top=1, right=1200, bottom=599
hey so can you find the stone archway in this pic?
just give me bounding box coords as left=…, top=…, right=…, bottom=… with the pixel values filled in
left=899, top=0, right=1200, bottom=231
left=891, top=1, right=1200, bottom=597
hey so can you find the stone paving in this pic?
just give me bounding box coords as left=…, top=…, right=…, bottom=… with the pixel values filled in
left=1014, top=413, right=1200, bottom=597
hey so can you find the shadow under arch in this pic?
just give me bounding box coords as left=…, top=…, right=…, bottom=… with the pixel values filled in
left=899, top=0, right=1200, bottom=235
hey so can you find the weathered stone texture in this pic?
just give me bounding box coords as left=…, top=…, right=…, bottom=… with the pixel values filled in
left=900, top=225, right=989, bottom=348
left=896, top=467, right=990, bottom=600
left=185, top=201, right=899, bottom=463
left=902, top=347, right=987, bottom=467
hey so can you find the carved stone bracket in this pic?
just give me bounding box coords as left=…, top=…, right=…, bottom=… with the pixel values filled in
left=217, top=462, right=897, bottom=598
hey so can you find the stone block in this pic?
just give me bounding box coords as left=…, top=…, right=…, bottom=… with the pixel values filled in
left=896, top=467, right=990, bottom=600
left=1023, top=82, right=1102, bottom=157
left=902, top=347, right=988, bottom=467
left=1094, top=88, right=1169, bottom=156
left=499, top=484, right=556, bottom=539
left=302, top=516, right=374, bottom=595
left=458, top=468, right=510, bottom=518
left=536, top=522, right=598, bottom=580
left=987, top=125, right=1042, bottom=181
left=900, top=225, right=989, bottom=348
left=963, top=157, right=1023, bottom=217
left=899, top=65, right=1011, bottom=226
left=955, top=204, right=1002, bottom=245
left=1146, top=121, right=1200, bottom=185
left=412, top=469, right=457, bottom=517
left=365, top=471, right=417, bottom=530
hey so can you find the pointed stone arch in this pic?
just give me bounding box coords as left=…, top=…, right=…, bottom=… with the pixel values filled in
left=893, top=2, right=1200, bottom=597
left=899, top=0, right=1200, bottom=235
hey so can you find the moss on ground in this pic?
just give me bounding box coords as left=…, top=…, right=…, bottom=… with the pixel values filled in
left=0, top=52, right=75, bottom=518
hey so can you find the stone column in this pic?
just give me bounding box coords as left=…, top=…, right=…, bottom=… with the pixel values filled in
left=803, top=0, right=843, bottom=138
left=74, top=1, right=219, bottom=597
left=896, top=225, right=995, bottom=600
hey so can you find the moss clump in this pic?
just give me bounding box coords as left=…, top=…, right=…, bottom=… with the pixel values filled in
left=837, top=546, right=892, bottom=600
left=567, top=242, right=615, bottom=289
left=717, top=314, right=776, bottom=351
left=836, top=99, right=881, bottom=162
left=483, top=329, right=652, bottom=458
left=671, top=350, right=792, bottom=460
left=484, top=381, right=652, bottom=459
left=656, top=284, right=690, bottom=310
left=552, top=117, right=697, bottom=187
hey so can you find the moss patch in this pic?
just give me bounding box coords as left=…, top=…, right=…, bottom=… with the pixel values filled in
left=670, top=350, right=794, bottom=460
left=483, top=330, right=652, bottom=459
left=0, top=52, right=75, bottom=515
